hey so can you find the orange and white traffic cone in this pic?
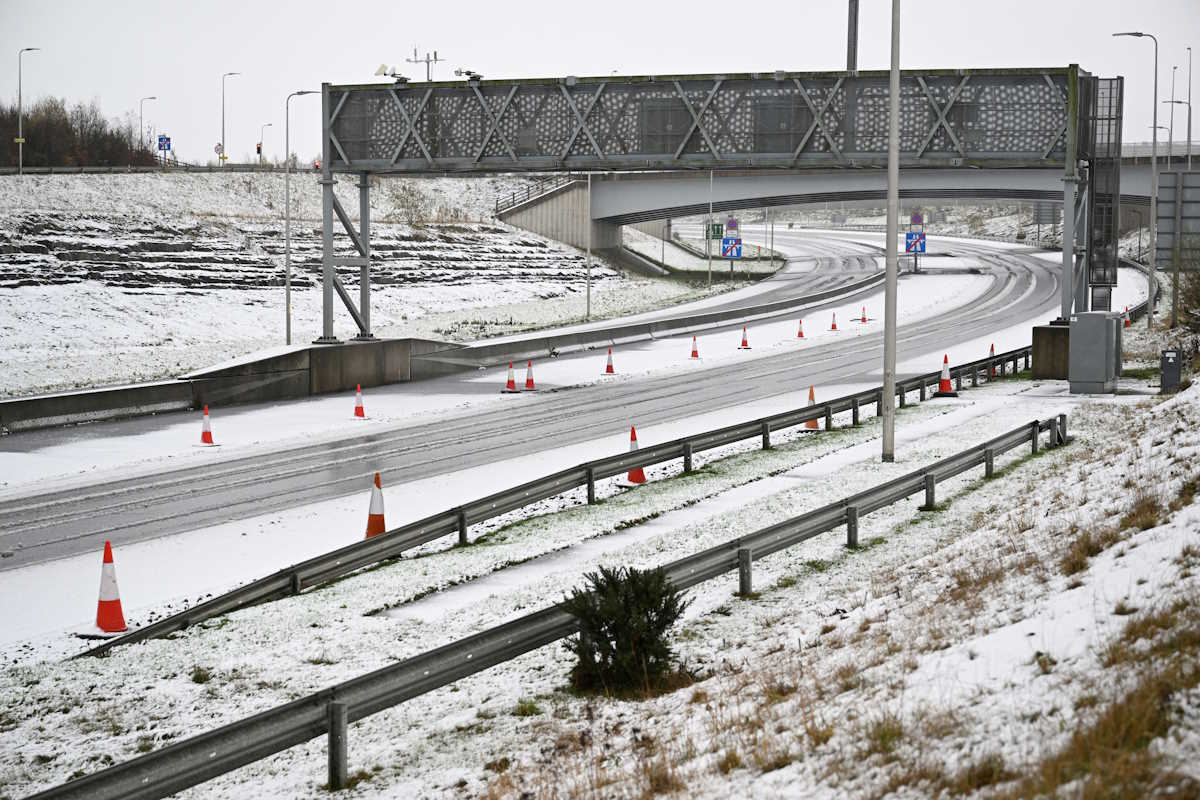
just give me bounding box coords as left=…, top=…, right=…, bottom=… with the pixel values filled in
left=797, top=319, right=805, bottom=339
left=501, top=361, right=520, bottom=393
left=738, top=325, right=752, bottom=350
left=354, top=384, right=366, bottom=418
left=860, top=306, right=868, bottom=324
left=603, top=348, right=616, bottom=375
left=364, top=472, right=386, bottom=539
left=626, top=426, right=647, bottom=484
left=1124, top=306, right=1132, bottom=328
left=524, top=360, right=536, bottom=391
left=805, top=385, right=819, bottom=430
left=830, top=312, right=838, bottom=332
left=988, top=343, right=996, bottom=378
left=95, top=540, right=127, bottom=633
left=690, top=336, right=700, bottom=359
left=199, top=405, right=216, bottom=446
left=934, top=354, right=957, bottom=397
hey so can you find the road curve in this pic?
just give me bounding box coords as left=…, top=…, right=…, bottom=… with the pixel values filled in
left=0, top=237, right=1059, bottom=570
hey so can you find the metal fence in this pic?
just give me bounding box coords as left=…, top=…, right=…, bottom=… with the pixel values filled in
left=77, top=346, right=1033, bottom=663
left=494, top=173, right=580, bottom=214
left=30, top=409, right=1069, bottom=800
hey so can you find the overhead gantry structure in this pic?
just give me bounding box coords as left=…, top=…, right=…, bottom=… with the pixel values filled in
left=315, top=65, right=1122, bottom=342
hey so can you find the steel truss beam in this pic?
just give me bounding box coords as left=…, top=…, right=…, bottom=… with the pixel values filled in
left=324, top=68, right=1085, bottom=174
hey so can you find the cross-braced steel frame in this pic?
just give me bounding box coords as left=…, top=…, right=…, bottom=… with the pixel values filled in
left=313, top=65, right=1121, bottom=341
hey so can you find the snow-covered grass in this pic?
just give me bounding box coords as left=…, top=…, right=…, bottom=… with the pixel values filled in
left=0, top=174, right=754, bottom=398
left=5, top=375, right=1198, bottom=799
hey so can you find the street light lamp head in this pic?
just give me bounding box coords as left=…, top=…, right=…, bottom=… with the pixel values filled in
left=20, top=47, right=41, bottom=53
left=1112, top=31, right=1146, bottom=38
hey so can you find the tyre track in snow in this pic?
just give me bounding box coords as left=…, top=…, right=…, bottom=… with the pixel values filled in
left=0, top=238, right=1058, bottom=569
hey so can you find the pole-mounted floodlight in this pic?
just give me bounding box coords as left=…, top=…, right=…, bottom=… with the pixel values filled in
left=221, top=71, right=241, bottom=166
left=17, top=47, right=41, bottom=176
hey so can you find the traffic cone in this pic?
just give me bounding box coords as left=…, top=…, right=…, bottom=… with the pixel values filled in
left=805, top=385, right=819, bottom=430
left=1124, top=306, right=1132, bottom=328
left=860, top=306, right=868, bottom=323
left=738, top=325, right=752, bottom=350
left=988, top=343, right=996, bottom=378
left=797, top=319, right=805, bottom=339
left=690, top=336, right=700, bottom=359
left=626, top=426, right=647, bottom=484
left=524, top=360, right=536, bottom=391
left=364, top=472, right=386, bottom=539
left=199, top=405, right=216, bottom=446
left=603, top=348, right=616, bottom=375
left=95, top=540, right=127, bottom=633
left=934, top=354, right=957, bottom=397
left=501, top=361, right=520, bottom=393
left=354, top=384, right=366, bottom=418
left=830, top=312, right=838, bottom=332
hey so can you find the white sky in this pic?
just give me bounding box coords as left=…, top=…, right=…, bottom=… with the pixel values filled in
left=1, top=0, right=1197, bottom=164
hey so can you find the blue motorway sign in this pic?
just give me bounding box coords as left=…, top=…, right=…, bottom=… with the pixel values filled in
left=721, top=236, right=742, bottom=259
left=157, top=134, right=171, bottom=152
left=905, top=231, right=926, bottom=253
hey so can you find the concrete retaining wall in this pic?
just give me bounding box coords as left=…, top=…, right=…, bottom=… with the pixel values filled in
left=0, top=338, right=456, bottom=434
left=499, top=182, right=621, bottom=250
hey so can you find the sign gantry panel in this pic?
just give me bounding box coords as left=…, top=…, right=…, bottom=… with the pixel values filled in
left=325, top=68, right=1078, bottom=174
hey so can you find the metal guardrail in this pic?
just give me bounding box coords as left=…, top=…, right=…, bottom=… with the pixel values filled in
left=494, top=173, right=580, bottom=215
left=75, top=347, right=1034, bottom=661
left=30, top=408, right=1068, bottom=800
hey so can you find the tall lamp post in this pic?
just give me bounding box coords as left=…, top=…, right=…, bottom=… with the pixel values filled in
left=139, top=96, right=157, bottom=154
left=1167, top=65, right=1178, bottom=168
left=284, top=90, right=317, bottom=345
left=881, top=0, right=900, bottom=462
left=17, top=47, right=41, bottom=176
left=1114, top=32, right=1159, bottom=332
left=221, top=71, right=240, bottom=166
left=259, top=122, right=273, bottom=165
left=1187, top=46, right=1194, bottom=170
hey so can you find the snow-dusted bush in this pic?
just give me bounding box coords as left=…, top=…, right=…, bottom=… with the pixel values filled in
left=560, top=565, right=689, bottom=694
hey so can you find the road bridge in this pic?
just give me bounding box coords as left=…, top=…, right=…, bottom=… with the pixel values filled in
left=316, top=65, right=1123, bottom=335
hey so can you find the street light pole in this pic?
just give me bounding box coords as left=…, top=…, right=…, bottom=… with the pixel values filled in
left=259, top=122, right=273, bottom=165
left=1114, top=32, right=1159, bottom=332
left=221, top=72, right=241, bottom=166
left=1168, top=65, right=1178, bottom=169
left=1188, top=46, right=1194, bottom=171
left=882, top=0, right=900, bottom=463
left=17, top=47, right=40, bottom=176
left=139, top=96, right=157, bottom=154
left=285, top=90, right=317, bottom=345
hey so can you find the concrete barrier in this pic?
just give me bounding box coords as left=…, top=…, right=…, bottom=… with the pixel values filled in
left=0, top=271, right=881, bottom=433
left=0, top=380, right=194, bottom=433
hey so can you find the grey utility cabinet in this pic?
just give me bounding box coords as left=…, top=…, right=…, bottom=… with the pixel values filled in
left=1069, top=311, right=1123, bottom=394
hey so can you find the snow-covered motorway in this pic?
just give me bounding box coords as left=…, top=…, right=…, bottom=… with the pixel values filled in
left=0, top=232, right=1066, bottom=577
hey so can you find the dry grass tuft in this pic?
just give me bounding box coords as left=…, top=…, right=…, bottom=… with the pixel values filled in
left=863, top=711, right=904, bottom=759
left=1119, top=489, right=1163, bottom=532
left=715, top=748, right=742, bottom=774
left=1060, top=525, right=1123, bottom=576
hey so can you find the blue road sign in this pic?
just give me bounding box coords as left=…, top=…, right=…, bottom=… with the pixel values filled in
left=157, top=135, right=171, bottom=152
left=905, top=231, right=926, bottom=253
left=721, top=236, right=742, bottom=259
